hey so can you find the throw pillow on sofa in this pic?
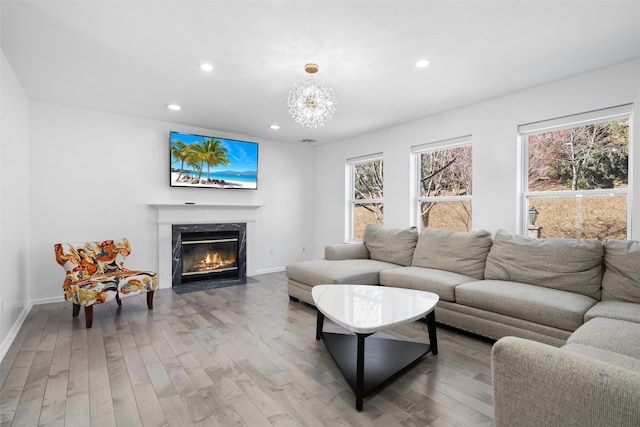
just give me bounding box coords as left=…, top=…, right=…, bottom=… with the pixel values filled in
left=602, top=239, right=640, bottom=303
left=484, top=230, right=603, bottom=299
left=411, top=227, right=493, bottom=280
left=362, top=225, right=418, bottom=266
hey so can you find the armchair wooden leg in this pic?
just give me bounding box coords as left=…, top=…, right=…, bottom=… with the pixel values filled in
left=84, top=306, right=93, bottom=328
left=115, top=293, right=122, bottom=306
left=146, top=291, right=154, bottom=310
left=73, top=303, right=81, bottom=317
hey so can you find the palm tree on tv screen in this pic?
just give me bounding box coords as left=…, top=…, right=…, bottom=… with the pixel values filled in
left=172, top=136, right=232, bottom=183
left=170, top=139, right=190, bottom=181
left=200, top=138, right=230, bottom=180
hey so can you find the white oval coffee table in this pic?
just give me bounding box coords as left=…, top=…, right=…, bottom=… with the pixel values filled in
left=312, top=284, right=439, bottom=411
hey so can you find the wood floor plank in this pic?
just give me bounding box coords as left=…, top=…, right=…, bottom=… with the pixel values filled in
left=0, top=366, right=30, bottom=425
left=64, top=391, right=90, bottom=427
left=123, top=346, right=152, bottom=389
left=158, top=394, right=199, bottom=427
left=39, top=371, right=68, bottom=426
left=107, top=353, right=143, bottom=427
left=132, top=382, right=167, bottom=427
left=197, top=384, right=245, bottom=427
left=0, top=319, right=31, bottom=389
left=176, top=352, right=214, bottom=390
left=88, top=366, right=116, bottom=427
left=145, top=361, right=177, bottom=399
left=227, top=394, right=272, bottom=425
left=40, top=329, right=73, bottom=426
left=10, top=397, right=43, bottom=427
left=162, top=357, right=213, bottom=423
left=0, top=272, right=496, bottom=426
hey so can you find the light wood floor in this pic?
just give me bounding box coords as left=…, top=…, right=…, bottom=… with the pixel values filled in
left=0, top=272, right=495, bottom=426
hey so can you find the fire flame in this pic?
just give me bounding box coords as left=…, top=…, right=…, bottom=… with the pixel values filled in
left=194, top=251, right=236, bottom=272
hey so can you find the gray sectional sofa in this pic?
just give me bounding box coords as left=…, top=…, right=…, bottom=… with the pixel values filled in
left=286, top=225, right=640, bottom=426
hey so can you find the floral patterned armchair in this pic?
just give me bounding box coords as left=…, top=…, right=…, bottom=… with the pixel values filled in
left=54, top=238, right=158, bottom=328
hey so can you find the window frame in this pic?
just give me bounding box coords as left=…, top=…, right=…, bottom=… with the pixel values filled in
left=346, top=153, right=384, bottom=242
left=519, top=104, right=633, bottom=239
left=411, top=136, right=473, bottom=231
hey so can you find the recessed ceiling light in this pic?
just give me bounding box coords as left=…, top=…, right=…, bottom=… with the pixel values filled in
left=199, top=63, right=213, bottom=72
left=166, top=104, right=181, bottom=111
left=416, top=59, right=431, bottom=68
left=269, top=124, right=280, bottom=130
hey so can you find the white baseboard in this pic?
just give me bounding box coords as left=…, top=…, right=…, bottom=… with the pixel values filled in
left=32, top=295, right=65, bottom=305
left=0, top=303, right=32, bottom=363
left=252, top=267, right=285, bottom=275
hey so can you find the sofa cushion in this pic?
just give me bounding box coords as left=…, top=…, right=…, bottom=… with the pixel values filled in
left=584, top=301, right=640, bottom=323
left=484, top=230, right=603, bottom=299
left=567, top=317, right=640, bottom=359
left=455, top=280, right=597, bottom=331
left=325, top=243, right=370, bottom=260
left=562, top=343, right=640, bottom=373
left=411, top=228, right=493, bottom=280
left=601, top=239, right=640, bottom=303
left=379, top=266, right=476, bottom=302
left=363, top=225, right=419, bottom=266
left=285, top=259, right=399, bottom=286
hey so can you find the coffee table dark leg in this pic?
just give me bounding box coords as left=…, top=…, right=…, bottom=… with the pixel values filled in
left=356, top=334, right=365, bottom=411
left=316, top=310, right=325, bottom=341
left=426, top=310, right=438, bottom=355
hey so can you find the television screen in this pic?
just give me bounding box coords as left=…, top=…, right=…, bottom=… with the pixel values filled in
left=170, top=131, right=259, bottom=190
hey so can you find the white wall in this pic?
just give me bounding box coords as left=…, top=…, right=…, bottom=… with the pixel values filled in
left=28, top=102, right=316, bottom=303
left=0, top=51, right=31, bottom=354
left=314, top=59, right=640, bottom=255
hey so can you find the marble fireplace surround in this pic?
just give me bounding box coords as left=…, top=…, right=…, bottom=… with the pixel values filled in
left=150, top=203, right=263, bottom=289
left=171, top=222, right=246, bottom=287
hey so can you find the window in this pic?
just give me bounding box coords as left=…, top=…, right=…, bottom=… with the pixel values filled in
left=347, top=154, right=383, bottom=240
left=520, top=105, right=631, bottom=240
left=413, top=137, right=472, bottom=231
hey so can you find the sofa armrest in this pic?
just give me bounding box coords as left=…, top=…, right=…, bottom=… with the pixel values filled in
left=491, top=336, right=640, bottom=427
left=324, top=243, right=370, bottom=260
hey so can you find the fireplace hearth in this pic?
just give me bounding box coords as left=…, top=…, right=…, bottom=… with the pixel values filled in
left=172, top=223, right=246, bottom=288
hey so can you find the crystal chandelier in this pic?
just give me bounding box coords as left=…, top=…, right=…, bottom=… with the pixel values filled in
left=287, top=63, right=337, bottom=128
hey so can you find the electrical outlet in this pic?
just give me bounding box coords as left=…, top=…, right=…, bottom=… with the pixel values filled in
left=302, top=246, right=306, bottom=253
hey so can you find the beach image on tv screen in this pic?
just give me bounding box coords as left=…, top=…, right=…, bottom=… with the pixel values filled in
left=170, top=131, right=258, bottom=189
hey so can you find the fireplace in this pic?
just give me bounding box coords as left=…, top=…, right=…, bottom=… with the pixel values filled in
left=172, top=223, right=246, bottom=287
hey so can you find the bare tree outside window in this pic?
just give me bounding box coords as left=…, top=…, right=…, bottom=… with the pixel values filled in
left=525, top=116, right=629, bottom=240
left=417, top=144, right=472, bottom=231
left=350, top=158, right=383, bottom=239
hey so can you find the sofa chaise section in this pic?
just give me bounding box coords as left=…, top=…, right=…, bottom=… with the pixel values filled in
left=287, top=225, right=419, bottom=304
left=287, top=258, right=399, bottom=304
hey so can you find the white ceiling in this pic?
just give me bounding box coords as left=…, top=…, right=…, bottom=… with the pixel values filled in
left=2, top=1, right=639, bottom=144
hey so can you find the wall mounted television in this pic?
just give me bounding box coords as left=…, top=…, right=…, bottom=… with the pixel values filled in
left=170, top=131, right=259, bottom=190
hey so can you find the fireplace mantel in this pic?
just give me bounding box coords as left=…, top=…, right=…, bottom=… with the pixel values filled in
left=150, top=202, right=264, bottom=208
left=150, top=202, right=264, bottom=224
left=150, top=203, right=263, bottom=288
